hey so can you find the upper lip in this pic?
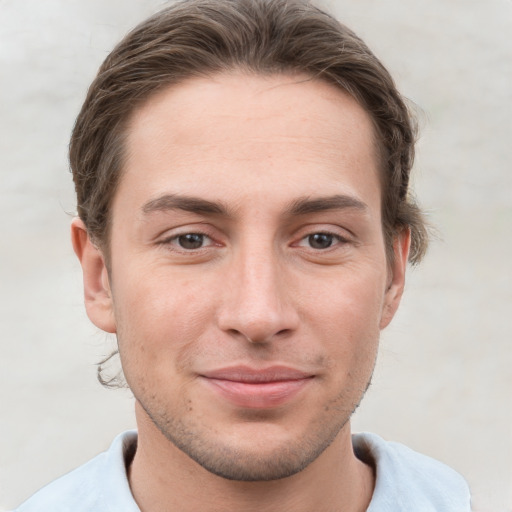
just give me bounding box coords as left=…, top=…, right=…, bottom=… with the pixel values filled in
left=200, top=365, right=314, bottom=383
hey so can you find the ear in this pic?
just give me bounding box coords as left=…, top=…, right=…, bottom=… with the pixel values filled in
left=379, top=228, right=411, bottom=329
left=71, top=218, right=116, bottom=333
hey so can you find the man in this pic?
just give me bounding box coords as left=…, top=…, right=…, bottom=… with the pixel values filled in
left=14, top=0, right=471, bottom=510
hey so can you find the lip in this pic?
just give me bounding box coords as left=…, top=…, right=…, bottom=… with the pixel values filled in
left=199, top=366, right=314, bottom=409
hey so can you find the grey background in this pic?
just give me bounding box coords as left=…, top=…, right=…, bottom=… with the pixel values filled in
left=0, top=0, right=510, bottom=510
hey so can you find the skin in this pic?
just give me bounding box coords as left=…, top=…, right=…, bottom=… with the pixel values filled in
left=72, top=72, right=410, bottom=512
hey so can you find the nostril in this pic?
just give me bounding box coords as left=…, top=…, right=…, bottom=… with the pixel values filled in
left=225, top=328, right=291, bottom=344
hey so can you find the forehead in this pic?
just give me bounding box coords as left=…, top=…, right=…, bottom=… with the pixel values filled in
left=119, top=72, right=381, bottom=216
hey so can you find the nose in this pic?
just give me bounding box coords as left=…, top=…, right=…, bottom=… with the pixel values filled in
left=216, top=245, right=300, bottom=344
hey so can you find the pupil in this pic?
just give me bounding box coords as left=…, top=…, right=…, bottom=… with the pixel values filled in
left=178, top=233, right=204, bottom=249
left=309, top=233, right=333, bottom=249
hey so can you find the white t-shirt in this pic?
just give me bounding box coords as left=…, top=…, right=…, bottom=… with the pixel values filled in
left=14, top=431, right=471, bottom=511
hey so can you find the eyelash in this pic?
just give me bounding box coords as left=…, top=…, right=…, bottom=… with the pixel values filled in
left=295, top=232, right=350, bottom=251
left=160, top=232, right=216, bottom=252
left=158, top=229, right=350, bottom=253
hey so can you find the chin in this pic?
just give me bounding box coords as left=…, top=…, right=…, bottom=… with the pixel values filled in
left=140, top=397, right=354, bottom=482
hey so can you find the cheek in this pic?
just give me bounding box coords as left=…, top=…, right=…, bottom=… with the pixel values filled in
left=307, top=265, right=386, bottom=325
left=304, top=269, right=385, bottom=362
left=112, top=268, right=218, bottom=376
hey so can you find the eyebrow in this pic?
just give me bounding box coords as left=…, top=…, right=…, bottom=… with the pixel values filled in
left=142, top=194, right=230, bottom=216
left=141, top=193, right=367, bottom=217
left=286, top=194, right=368, bottom=216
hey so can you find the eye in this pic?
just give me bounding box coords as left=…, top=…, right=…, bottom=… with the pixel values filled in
left=297, top=232, right=347, bottom=250
left=307, top=233, right=336, bottom=249
left=169, top=233, right=213, bottom=250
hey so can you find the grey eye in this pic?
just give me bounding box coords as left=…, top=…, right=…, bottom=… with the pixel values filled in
left=308, top=233, right=335, bottom=249
left=177, top=233, right=205, bottom=249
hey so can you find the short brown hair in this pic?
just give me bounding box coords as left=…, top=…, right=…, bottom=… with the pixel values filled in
left=70, top=0, right=428, bottom=264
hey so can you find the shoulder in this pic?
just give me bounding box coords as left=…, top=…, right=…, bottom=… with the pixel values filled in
left=12, top=431, right=139, bottom=512
left=353, top=432, right=471, bottom=512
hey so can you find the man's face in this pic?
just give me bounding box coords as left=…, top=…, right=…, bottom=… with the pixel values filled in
left=77, top=73, right=408, bottom=480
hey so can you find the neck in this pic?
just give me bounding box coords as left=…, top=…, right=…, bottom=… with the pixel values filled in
left=129, top=403, right=374, bottom=512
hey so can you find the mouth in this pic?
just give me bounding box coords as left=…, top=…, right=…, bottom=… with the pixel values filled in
left=199, top=366, right=315, bottom=409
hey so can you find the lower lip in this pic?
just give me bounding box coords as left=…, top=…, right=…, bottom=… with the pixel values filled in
left=202, top=377, right=312, bottom=409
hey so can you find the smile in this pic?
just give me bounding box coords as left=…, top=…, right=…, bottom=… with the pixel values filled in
left=199, top=366, right=315, bottom=409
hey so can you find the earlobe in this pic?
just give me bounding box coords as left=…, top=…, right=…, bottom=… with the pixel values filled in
left=71, top=218, right=116, bottom=333
left=379, top=229, right=411, bottom=329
